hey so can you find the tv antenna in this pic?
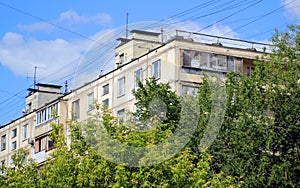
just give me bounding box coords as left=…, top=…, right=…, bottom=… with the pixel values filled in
left=126, top=12, right=129, bottom=39
left=27, top=66, right=46, bottom=89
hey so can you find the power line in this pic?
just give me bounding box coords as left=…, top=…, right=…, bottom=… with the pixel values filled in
left=165, top=0, right=223, bottom=21
left=139, top=0, right=226, bottom=30
left=0, top=1, right=220, bottom=124
left=222, top=15, right=260, bottom=25
left=243, top=28, right=276, bottom=40
left=0, top=1, right=114, bottom=50
left=198, top=0, right=263, bottom=33
left=172, top=0, right=249, bottom=25
left=0, top=89, right=24, bottom=100
left=221, top=0, right=298, bottom=36
left=0, top=0, right=294, bottom=124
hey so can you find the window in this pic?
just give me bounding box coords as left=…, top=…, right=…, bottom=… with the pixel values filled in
left=34, top=136, right=54, bottom=153
left=1, top=160, right=5, bottom=174
left=22, top=155, right=27, bottom=166
left=247, top=66, right=255, bottom=77
left=227, top=56, right=235, bottom=72
left=28, top=102, right=32, bottom=112
left=117, top=77, right=125, bottom=97
left=102, top=98, right=109, bottom=109
left=134, top=69, right=142, bottom=88
left=182, top=49, right=240, bottom=72
left=117, top=109, right=125, bottom=124
left=11, top=141, right=16, bottom=151
left=119, top=53, right=125, bottom=64
left=87, top=92, right=94, bottom=111
left=35, top=137, right=45, bottom=153
left=209, top=54, right=227, bottom=70
left=181, top=85, right=198, bottom=95
left=102, top=84, right=109, bottom=95
left=48, top=139, right=54, bottom=151
left=36, top=103, right=59, bottom=125
left=11, top=128, right=17, bottom=138
left=72, top=100, right=80, bottom=119
left=1, top=135, right=6, bottom=151
left=152, top=60, right=161, bottom=79
left=10, top=156, right=14, bottom=165
left=23, top=124, right=28, bottom=140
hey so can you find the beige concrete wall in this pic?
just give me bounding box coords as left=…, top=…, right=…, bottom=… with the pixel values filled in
left=0, top=35, right=266, bottom=168
left=0, top=112, right=35, bottom=168
left=64, top=38, right=264, bottom=124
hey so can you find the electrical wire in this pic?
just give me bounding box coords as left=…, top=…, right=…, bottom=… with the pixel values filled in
left=221, top=0, right=297, bottom=36
left=198, top=0, right=263, bottom=33
left=0, top=1, right=115, bottom=50
left=171, top=0, right=249, bottom=25
left=0, top=0, right=296, bottom=124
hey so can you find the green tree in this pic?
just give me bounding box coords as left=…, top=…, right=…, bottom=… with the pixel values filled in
left=1, top=148, right=39, bottom=187
left=205, top=25, right=300, bottom=187
left=133, top=78, right=181, bottom=125
left=0, top=77, right=234, bottom=187
left=82, top=78, right=234, bottom=187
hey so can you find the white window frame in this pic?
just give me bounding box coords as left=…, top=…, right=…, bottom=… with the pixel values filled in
left=102, top=98, right=109, bottom=109
left=36, top=103, right=59, bottom=126
left=134, top=69, right=142, bottom=88
left=23, top=124, right=28, bottom=140
left=117, top=77, right=125, bottom=97
left=72, top=100, right=80, bottom=120
left=152, top=60, right=161, bottom=79
left=182, top=49, right=241, bottom=73
left=87, top=92, right=94, bottom=111
left=117, top=109, right=125, bottom=124
left=102, top=83, right=109, bottom=96
left=11, top=128, right=17, bottom=138
left=1, top=135, right=6, bottom=151
left=11, top=141, right=17, bottom=151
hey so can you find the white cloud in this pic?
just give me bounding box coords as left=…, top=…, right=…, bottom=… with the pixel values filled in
left=0, top=32, right=90, bottom=81
left=17, top=22, right=53, bottom=32
left=92, top=13, right=112, bottom=25
left=2, top=32, right=24, bottom=45
left=201, top=23, right=238, bottom=38
left=170, top=20, right=238, bottom=38
left=0, top=21, right=242, bottom=89
left=0, top=29, right=118, bottom=87
left=58, top=10, right=88, bottom=23
left=18, top=10, right=112, bottom=32
left=283, top=0, right=300, bottom=20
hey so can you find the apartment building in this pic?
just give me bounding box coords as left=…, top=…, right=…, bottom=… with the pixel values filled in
left=0, top=29, right=269, bottom=169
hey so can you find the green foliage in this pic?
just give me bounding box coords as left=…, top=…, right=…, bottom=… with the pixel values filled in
left=1, top=148, right=39, bottom=188
left=1, top=78, right=234, bottom=187
left=133, top=78, right=181, bottom=126
left=206, top=25, right=300, bottom=187
left=4, top=25, right=299, bottom=188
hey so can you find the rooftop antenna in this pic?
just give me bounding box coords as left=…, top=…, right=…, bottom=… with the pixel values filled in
left=160, top=28, right=164, bottom=43
left=64, top=80, right=68, bottom=93
left=99, top=69, right=103, bottom=77
left=34, top=66, right=37, bottom=89
left=30, top=66, right=46, bottom=89
left=126, top=12, right=129, bottom=39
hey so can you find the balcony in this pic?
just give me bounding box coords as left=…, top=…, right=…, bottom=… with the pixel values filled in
left=33, top=150, right=46, bottom=164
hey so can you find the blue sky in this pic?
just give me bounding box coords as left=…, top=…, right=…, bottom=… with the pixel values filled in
left=0, top=0, right=299, bottom=125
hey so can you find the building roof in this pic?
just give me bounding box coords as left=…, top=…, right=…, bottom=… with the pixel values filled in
left=36, top=83, right=62, bottom=88
left=131, top=29, right=160, bottom=36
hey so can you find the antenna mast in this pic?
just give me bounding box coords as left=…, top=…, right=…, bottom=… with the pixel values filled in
left=34, top=66, right=37, bottom=89
left=161, top=28, right=164, bottom=43
left=126, top=12, right=129, bottom=39
left=31, top=66, right=46, bottom=89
